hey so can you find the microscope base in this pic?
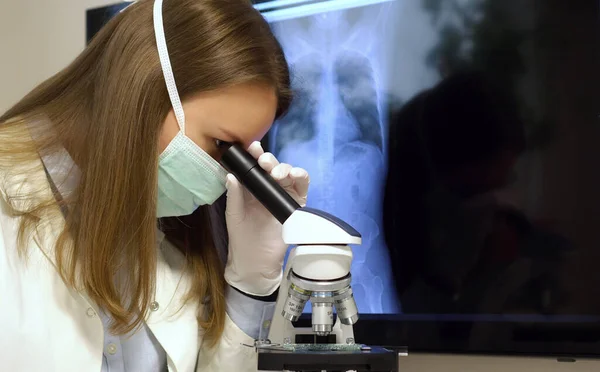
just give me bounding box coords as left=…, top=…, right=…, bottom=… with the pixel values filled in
left=257, top=345, right=398, bottom=372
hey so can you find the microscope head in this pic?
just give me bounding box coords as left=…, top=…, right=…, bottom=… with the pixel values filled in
left=219, top=143, right=361, bottom=245
left=220, top=143, right=362, bottom=336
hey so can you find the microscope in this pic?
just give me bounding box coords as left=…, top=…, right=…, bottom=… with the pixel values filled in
left=221, top=144, right=399, bottom=372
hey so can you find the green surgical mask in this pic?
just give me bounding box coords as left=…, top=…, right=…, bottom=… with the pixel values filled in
left=153, top=0, right=227, bottom=218
left=157, top=132, right=227, bottom=217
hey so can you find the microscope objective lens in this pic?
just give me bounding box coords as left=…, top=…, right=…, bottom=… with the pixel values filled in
left=333, top=287, right=359, bottom=325
left=312, top=302, right=334, bottom=336
left=282, top=284, right=311, bottom=322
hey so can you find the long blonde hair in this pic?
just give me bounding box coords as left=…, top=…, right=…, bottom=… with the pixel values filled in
left=0, top=0, right=290, bottom=345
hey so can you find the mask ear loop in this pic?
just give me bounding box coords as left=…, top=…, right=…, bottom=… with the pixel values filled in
left=153, top=0, right=186, bottom=134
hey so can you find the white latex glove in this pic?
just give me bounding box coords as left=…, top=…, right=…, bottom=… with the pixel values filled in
left=224, top=141, right=309, bottom=297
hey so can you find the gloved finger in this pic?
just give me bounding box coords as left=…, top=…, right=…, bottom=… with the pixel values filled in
left=225, top=174, right=246, bottom=221
left=271, top=163, right=293, bottom=188
left=290, top=167, right=310, bottom=198
left=247, top=141, right=265, bottom=160
left=257, top=152, right=280, bottom=173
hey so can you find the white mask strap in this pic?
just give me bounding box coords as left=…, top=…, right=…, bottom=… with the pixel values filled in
left=153, top=0, right=186, bottom=133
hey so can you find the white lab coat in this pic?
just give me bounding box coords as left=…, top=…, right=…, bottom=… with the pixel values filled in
left=0, top=156, right=258, bottom=372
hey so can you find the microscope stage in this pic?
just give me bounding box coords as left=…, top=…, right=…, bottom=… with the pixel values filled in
left=257, top=345, right=399, bottom=372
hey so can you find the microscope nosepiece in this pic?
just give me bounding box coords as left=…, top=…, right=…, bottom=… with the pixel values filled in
left=285, top=271, right=360, bottom=337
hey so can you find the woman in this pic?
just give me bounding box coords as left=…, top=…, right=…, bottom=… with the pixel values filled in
left=0, top=0, right=309, bottom=371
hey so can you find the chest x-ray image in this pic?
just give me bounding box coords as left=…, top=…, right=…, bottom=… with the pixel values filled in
left=262, top=0, right=406, bottom=313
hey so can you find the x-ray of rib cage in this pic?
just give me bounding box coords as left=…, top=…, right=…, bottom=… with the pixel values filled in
left=259, top=0, right=402, bottom=313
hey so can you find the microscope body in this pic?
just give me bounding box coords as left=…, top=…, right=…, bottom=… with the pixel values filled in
left=267, top=207, right=361, bottom=346
left=220, top=143, right=399, bottom=371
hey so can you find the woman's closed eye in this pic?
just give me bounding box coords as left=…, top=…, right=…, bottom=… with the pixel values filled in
left=214, top=139, right=224, bottom=148
left=212, top=139, right=234, bottom=159
left=214, top=139, right=231, bottom=150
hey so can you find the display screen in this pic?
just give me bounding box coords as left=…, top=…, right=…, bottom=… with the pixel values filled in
left=87, top=0, right=600, bottom=356
left=257, top=0, right=600, bottom=355
left=86, top=3, right=130, bottom=42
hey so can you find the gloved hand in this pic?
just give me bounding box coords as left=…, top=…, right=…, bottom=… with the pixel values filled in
left=224, top=141, right=309, bottom=297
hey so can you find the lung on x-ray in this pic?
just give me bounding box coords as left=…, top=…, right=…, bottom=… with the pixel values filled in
left=258, top=0, right=403, bottom=314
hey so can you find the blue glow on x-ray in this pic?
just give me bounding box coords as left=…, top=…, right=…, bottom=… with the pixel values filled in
left=258, top=0, right=396, bottom=23
left=262, top=0, right=403, bottom=314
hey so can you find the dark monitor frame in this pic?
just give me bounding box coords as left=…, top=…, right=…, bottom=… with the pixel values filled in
left=347, top=315, right=600, bottom=358
left=86, top=1, right=600, bottom=360
left=86, top=3, right=130, bottom=42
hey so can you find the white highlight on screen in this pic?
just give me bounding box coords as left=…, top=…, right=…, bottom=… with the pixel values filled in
left=254, top=0, right=316, bottom=11
left=257, top=0, right=396, bottom=23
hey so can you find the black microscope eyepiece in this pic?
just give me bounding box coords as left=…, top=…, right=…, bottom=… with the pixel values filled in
left=219, top=142, right=300, bottom=224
